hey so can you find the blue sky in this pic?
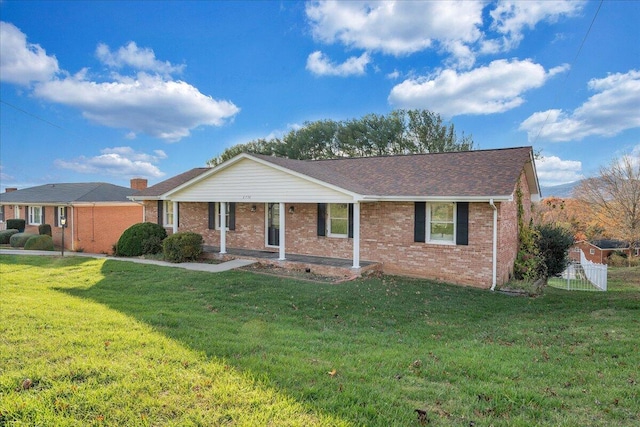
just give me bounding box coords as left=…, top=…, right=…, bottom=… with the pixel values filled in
left=1, top=1, right=639, bottom=192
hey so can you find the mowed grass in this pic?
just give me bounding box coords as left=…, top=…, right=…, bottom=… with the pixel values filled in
left=1, top=256, right=639, bottom=426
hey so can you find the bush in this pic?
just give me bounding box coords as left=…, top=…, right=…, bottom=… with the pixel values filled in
left=537, top=224, right=574, bottom=276
left=39, top=224, right=52, bottom=236
left=10, top=233, right=38, bottom=248
left=115, top=222, right=167, bottom=257
left=513, top=225, right=546, bottom=281
left=0, top=229, right=19, bottom=244
left=163, top=232, right=203, bottom=263
left=24, top=235, right=55, bottom=251
left=6, top=219, right=25, bottom=232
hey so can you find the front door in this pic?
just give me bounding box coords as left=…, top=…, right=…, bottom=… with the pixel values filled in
left=267, top=203, right=279, bottom=247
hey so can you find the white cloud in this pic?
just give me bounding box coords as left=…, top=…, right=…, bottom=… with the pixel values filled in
left=305, top=1, right=584, bottom=70
left=306, top=51, right=370, bottom=76
left=487, top=0, right=585, bottom=52
left=2, top=22, right=240, bottom=142
left=0, top=21, right=59, bottom=85
left=306, top=0, right=483, bottom=66
left=34, top=71, right=240, bottom=142
left=55, top=146, right=166, bottom=178
left=536, top=155, right=584, bottom=186
left=520, top=70, right=640, bottom=142
left=388, top=59, right=567, bottom=116
left=96, top=41, right=185, bottom=75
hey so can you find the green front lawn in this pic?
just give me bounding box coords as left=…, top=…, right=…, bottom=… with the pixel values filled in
left=1, top=256, right=638, bottom=426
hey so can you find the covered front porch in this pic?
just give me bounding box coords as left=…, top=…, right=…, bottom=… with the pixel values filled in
left=202, top=245, right=381, bottom=279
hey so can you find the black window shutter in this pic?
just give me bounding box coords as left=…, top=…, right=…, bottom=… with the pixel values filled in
left=414, top=202, right=426, bottom=242
left=208, top=202, right=215, bottom=229
left=157, top=200, right=163, bottom=225
left=456, top=202, right=469, bottom=246
left=54, top=207, right=59, bottom=227
left=317, top=203, right=327, bottom=236
left=229, top=203, right=236, bottom=230
left=348, top=203, right=354, bottom=238
left=64, top=207, right=68, bottom=227
left=42, top=207, right=46, bottom=225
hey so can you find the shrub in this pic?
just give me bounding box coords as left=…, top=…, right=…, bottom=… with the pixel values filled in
left=163, top=232, right=203, bottom=263
left=24, top=235, right=55, bottom=251
left=0, top=229, right=19, bottom=244
left=513, top=225, right=546, bottom=281
left=39, top=224, right=52, bottom=236
left=10, top=233, right=38, bottom=248
left=6, top=219, right=25, bottom=232
left=537, top=224, right=574, bottom=276
left=115, top=222, right=167, bottom=257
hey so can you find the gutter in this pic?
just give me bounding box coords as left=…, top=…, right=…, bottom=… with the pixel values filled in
left=490, top=199, right=498, bottom=291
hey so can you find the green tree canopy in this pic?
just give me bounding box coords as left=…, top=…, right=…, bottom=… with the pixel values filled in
left=207, top=109, right=474, bottom=166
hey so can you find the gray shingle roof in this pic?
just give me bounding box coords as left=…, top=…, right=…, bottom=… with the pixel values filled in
left=0, top=183, right=139, bottom=204
left=251, top=146, right=537, bottom=198
left=133, top=168, right=210, bottom=198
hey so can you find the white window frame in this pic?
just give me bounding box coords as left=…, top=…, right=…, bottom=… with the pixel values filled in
left=590, top=248, right=596, bottom=255
left=215, top=202, right=230, bottom=230
left=29, top=206, right=43, bottom=225
left=163, top=201, right=174, bottom=227
left=0, top=205, right=4, bottom=223
left=327, top=203, right=349, bottom=238
left=56, top=206, right=66, bottom=227
left=14, top=205, right=21, bottom=219
left=426, top=202, right=456, bottom=245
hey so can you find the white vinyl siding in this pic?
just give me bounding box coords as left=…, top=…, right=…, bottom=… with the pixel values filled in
left=172, top=158, right=353, bottom=203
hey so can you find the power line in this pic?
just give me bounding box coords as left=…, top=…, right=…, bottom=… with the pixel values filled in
left=531, top=0, right=604, bottom=145
left=1, top=99, right=67, bottom=131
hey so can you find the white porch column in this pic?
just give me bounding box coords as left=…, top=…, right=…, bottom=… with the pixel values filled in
left=352, top=201, right=361, bottom=269
left=172, top=201, right=179, bottom=234
left=278, top=202, right=286, bottom=260
left=220, top=202, right=227, bottom=254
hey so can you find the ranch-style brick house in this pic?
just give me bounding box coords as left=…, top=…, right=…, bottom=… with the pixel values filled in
left=130, top=147, right=540, bottom=288
left=0, top=180, right=146, bottom=254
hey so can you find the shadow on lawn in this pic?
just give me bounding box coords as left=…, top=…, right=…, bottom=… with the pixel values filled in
left=58, top=258, right=640, bottom=426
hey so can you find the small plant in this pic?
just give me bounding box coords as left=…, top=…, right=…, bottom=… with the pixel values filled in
left=0, top=229, right=20, bottom=244
left=115, top=222, right=167, bottom=257
left=163, top=232, right=203, bottom=263
left=24, top=235, right=55, bottom=251
left=39, top=224, right=52, bottom=236
left=6, top=219, right=25, bottom=232
left=10, top=233, right=38, bottom=248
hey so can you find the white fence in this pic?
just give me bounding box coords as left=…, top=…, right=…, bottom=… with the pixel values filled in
left=551, top=250, right=607, bottom=291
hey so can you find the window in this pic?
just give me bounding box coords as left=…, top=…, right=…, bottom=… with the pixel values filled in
left=56, top=206, right=66, bottom=227
left=590, top=248, right=595, bottom=255
left=28, top=206, right=43, bottom=225
left=427, top=202, right=455, bottom=243
left=328, top=203, right=348, bottom=237
left=216, top=202, right=230, bottom=230
left=163, top=201, right=174, bottom=226
left=0, top=205, right=4, bottom=222
left=14, top=205, right=21, bottom=219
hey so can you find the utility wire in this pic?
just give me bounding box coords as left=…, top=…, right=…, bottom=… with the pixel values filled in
left=531, top=0, right=604, bottom=145
left=1, top=99, right=67, bottom=131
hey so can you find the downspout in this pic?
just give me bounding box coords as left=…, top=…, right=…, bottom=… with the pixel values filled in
left=490, top=199, right=498, bottom=291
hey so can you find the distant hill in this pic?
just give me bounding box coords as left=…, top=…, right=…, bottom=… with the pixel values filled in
left=540, top=181, right=580, bottom=198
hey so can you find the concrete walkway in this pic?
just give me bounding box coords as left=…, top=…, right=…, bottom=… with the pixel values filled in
left=0, top=249, right=256, bottom=273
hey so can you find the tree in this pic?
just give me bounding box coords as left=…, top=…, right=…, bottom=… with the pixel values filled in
left=207, top=109, right=474, bottom=165
left=574, top=152, right=640, bottom=264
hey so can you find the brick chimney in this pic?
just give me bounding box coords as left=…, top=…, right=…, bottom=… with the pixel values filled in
left=130, top=178, right=148, bottom=191
left=5, top=188, right=17, bottom=193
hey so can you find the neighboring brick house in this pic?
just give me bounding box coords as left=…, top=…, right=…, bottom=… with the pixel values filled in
left=131, top=147, right=540, bottom=288
left=0, top=180, right=146, bottom=254
left=570, top=239, right=633, bottom=264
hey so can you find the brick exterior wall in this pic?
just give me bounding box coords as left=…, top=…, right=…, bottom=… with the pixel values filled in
left=146, top=196, right=528, bottom=288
